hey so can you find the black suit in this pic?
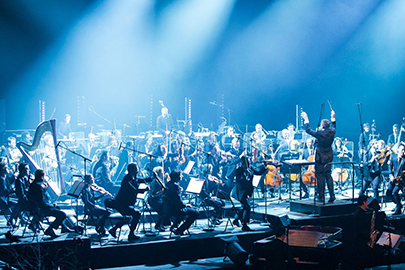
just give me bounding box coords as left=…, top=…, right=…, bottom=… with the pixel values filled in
left=305, top=121, right=336, bottom=201
left=386, top=153, right=405, bottom=212
left=27, top=181, right=66, bottom=230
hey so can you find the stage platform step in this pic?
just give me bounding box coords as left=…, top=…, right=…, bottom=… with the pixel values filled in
left=290, top=199, right=357, bottom=216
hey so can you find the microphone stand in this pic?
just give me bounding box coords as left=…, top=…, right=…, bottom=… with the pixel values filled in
left=57, top=142, right=92, bottom=234
left=357, top=103, right=366, bottom=203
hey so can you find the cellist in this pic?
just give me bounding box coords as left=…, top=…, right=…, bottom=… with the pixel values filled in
left=299, top=138, right=315, bottom=199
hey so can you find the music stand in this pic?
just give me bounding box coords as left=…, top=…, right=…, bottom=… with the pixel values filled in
left=67, top=179, right=86, bottom=234
left=185, top=178, right=206, bottom=229
left=136, top=183, right=156, bottom=236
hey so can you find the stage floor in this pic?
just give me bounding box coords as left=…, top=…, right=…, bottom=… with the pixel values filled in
left=0, top=184, right=402, bottom=269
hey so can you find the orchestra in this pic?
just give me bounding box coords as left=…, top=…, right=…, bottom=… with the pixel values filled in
left=0, top=105, right=404, bottom=242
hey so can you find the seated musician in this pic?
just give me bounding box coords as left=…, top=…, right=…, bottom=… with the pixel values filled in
left=15, top=162, right=32, bottom=212
left=264, top=227, right=298, bottom=270
left=298, top=138, right=315, bottom=198
left=386, top=143, right=405, bottom=215
left=147, top=166, right=167, bottom=232
left=0, top=136, right=23, bottom=170
left=107, top=163, right=149, bottom=241
left=250, top=123, right=267, bottom=149
left=0, top=162, right=19, bottom=225
left=27, top=169, right=73, bottom=237
left=82, top=174, right=112, bottom=236
left=92, top=150, right=119, bottom=196
left=359, top=140, right=382, bottom=202
left=333, top=137, right=352, bottom=159
left=162, top=169, right=199, bottom=236
left=200, top=164, right=225, bottom=225
left=57, top=113, right=72, bottom=139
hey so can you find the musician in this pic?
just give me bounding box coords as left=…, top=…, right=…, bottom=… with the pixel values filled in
left=108, top=163, right=149, bottom=241
left=0, top=162, right=18, bottom=223
left=147, top=166, right=167, bottom=232
left=352, top=195, right=372, bottom=270
left=299, top=138, right=315, bottom=198
left=301, top=110, right=336, bottom=203
left=233, top=156, right=254, bottom=231
left=57, top=114, right=72, bottom=139
left=264, top=227, right=298, bottom=270
left=14, top=162, right=31, bottom=211
left=275, top=129, right=291, bottom=160
left=20, top=132, right=33, bottom=145
left=250, top=123, right=267, bottom=148
left=0, top=136, right=23, bottom=169
left=221, top=127, right=236, bottom=151
left=163, top=169, right=199, bottom=236
left=92, top=150, right=119, bottom=196
left=386, top=143, right=405, bottom=215
left=82, top=174, right=111, bottom=236
left=333, top=138, right=352, bottom=160
left=156, top=107, right=174, bottom=133
left=388, top=123, right=405, bottom=146
left=200, top=164, right=225, bottom=225
left=359, top=140, right=382, bottom=202
left=358, top=123, right=371, bottom=156
left=27, top=169, right=73, bottom=237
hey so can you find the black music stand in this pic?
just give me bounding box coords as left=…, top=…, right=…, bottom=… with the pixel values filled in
left=67, top=179, right=86, bottom=234
left=185, top=178, right=206, bottom=229
left=136, top=183, right=156, bottom=236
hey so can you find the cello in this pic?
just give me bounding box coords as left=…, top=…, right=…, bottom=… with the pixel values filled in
left=264, top=146, right=283, bottom=187
left=302, top=155, right=316, bottom=186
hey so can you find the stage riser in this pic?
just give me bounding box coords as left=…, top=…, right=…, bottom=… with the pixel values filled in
left=290, top=199, right=357, bottom=216
left=90, top=231, right=272, bottom=269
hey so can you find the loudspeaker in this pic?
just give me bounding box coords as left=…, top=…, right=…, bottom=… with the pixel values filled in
left=267, top=214, right=290, bottom=230
left=220, top=236, right=248, bottom=266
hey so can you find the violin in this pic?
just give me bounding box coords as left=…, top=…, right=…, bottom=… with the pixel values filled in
left=375, top=146, right=391, bottom=165
left=90, top=183, right=113, bottom=198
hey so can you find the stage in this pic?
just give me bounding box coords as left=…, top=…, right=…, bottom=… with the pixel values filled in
left=1, top=186, right=405, bottom=269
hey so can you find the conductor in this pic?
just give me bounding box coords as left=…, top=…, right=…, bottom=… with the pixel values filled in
left=301, top=109, right=336, bottom=203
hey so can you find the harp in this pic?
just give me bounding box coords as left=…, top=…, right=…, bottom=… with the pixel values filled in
left=17, top=119, right=65, bottom=192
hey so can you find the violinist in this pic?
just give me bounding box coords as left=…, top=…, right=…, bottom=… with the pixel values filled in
left=358, top=140, right=382, bottom=202
left=147, top=166, right=167, bottom=232
left=82, top=174, right=111, bottom=236
left=388, top=123, right=405, bottom=147
left=232, top=156, right=254, bottom=231
left=200, top=164, right=225, bottom=226
left=108, top=163, right=150, bottom=241
left=163, top=169, right=199, bottom=236
left=92, top=150, right=120, bottom=196
left=386, top=143, right=405, bottom=215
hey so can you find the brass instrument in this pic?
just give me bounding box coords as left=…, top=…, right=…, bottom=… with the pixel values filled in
left=367, top=210, right=380, bottom=248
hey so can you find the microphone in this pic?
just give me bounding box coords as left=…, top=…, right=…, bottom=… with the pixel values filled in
left=118, top=142, right=123, bottom=150
left=56, top=141, right=61, bottom=148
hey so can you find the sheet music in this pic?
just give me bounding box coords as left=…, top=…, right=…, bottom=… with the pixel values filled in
left=252, top=175, right=261, bottom=188
left=283, top=159, right=315, bottom=166
left=183, top=161, right=195, bottom=175
left=186, top=178, right=205, bottom=194
left=287, top=230, right=319, bottom=247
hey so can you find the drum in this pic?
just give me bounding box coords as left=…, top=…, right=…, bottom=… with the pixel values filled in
left=332, top=168, right=348, bottom=182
